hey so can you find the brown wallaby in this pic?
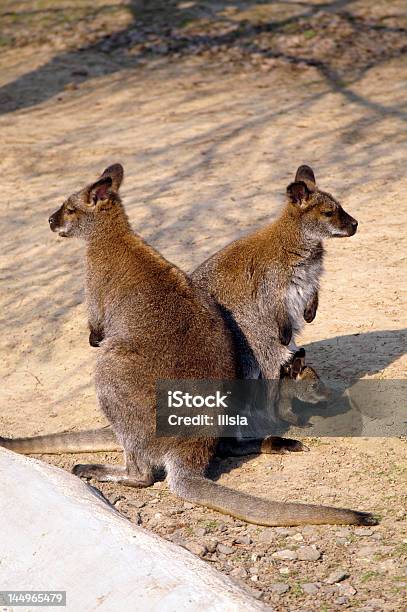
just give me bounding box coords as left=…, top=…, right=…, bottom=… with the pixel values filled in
left=9, top=162, right=373, bottom=527
left=278, top=348, right=330, bottom=428
left=0, top=349, right=321, bottom=456
left=192, top=165, right=358, bottom=382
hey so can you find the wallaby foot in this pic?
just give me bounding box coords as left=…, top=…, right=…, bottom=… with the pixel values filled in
left=217, top=436, right=308, bottom=457
left=261, top=436, right=309, bottom=453
left=72, top=463, right=154, bottom=488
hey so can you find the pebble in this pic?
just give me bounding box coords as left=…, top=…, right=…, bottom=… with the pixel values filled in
left=217, top=543, right=234, bottom=555
left=183, top=502, right=194, bottom=510
left=272, top=549, right=298, bottom=561
left=289, top=533, right=304, bottom=542
left=334, top=596, right=349, bottom=605
left=235, top=534, right=252, bottom=545
left=270, top=583, right=290, bottom=595
left=279, top=567, right=290, bottom=575
left=301, top=582, right=319, bottom=595
left=230, top=567, right=247, bottom=578
left=184, top=541, right=207, bottom=557
left=336, top=527, right=351, bottom=537
left=250, top=574, right=259, bottom=582
left=205, top=539, right=218, bottom=553
left=297, top=546, right=321, bottom=561
left=354, top=527, right=374, bottom=536
left=326, top=569, right=349, bottom=584
left=337, top=583, right=357, bottom=596
left=274, top=528, right=292, bottom=537
left=127, top=499, right=146, bottom=509
left=194, top=527, right=206, bottom=537
left=259, top=528, right=275, bottom=544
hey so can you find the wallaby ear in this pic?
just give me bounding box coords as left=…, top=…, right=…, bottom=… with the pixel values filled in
left=290, top=357, right=303, bottom=378
left=295, top=165, right=316, bottom=188
left=100, top=163, right=124, bottom=191
left=88, top=176, right=113, bottom=205
left=287, top=180, right=310, bottom=205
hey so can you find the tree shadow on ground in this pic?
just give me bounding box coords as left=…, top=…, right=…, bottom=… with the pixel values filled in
left=0, top=0, right=406, bottom=121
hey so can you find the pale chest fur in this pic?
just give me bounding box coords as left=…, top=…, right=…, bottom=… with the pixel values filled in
left=286, top=257, right=323, bottom=332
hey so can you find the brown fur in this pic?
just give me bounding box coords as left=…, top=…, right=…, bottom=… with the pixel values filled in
left=192, top=165, right=358, bottom=383
left=33, top=164, right=376, bottom=526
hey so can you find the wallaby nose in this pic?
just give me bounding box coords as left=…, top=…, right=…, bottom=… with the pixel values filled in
left=349, top=218, right=358, bottom=235
left=48, top=214, right=57, bottom=231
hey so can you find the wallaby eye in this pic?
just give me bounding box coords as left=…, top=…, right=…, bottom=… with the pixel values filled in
left=323, top=210, right=334, bottom=217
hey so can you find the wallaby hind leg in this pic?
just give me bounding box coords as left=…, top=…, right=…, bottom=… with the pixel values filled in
left=217, top=436, right=308, bottom=457
left=73, top=451, right=154, bottom=488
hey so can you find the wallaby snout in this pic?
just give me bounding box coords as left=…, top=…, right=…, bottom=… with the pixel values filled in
left=48, top=207, right=63, bottom=233
left=341, top=211, right=358, bottom=237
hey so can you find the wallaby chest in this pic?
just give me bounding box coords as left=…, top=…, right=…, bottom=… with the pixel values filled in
left=286, top=254, right=323, bottom=328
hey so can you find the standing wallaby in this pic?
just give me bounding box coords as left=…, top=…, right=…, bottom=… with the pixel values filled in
left=21, top=163, right=374, bottom=526
left=192, top=165, right=358, bottom=382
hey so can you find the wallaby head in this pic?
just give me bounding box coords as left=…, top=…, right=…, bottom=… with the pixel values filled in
left=48, top=163, right=124, bottom=239
left=286, top=165, right=358, bottom=240
left=281, top=348, right=330, bottom=404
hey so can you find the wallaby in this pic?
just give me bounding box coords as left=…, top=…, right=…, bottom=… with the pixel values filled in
left=8, top=163, right=373, bottom=527
left=192, top=165, right=358, bottom=382
left=278, top=348, right=330, bottom=428
left=0, top=350, right=322, bottom=455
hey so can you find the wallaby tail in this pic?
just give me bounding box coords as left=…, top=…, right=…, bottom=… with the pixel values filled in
left=0, top=428, right=120, bottom=455
left=168, top=472, right=377, bottom=527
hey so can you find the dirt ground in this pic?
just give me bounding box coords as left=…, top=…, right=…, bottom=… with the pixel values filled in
left=1, top=1, right=406, bottom=610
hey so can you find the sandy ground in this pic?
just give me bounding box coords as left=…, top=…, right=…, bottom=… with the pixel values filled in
left=1, top=1, right=406, bottom=610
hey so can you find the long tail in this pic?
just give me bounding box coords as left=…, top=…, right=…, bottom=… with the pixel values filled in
left=169, top=473, right=377, bottom=527
left=0, top=428, right=120, bottom=455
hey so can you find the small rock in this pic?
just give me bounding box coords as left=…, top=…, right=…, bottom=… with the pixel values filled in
left=230, top=567, right=247, bottom=578
left=338, top=583, right=357, bottom=596
left=326, top=569, right=349, bottom=584
left=217, top=543, right=234, bottom=555
left=183, top=502, right=194, bottom=510
left=279, top=567, right=290, bottom=575
left=235, top=534, right=252, bottom=545
left=274, top=528, right=292, bottom=537
left=354, top=528, right=374, bottom=536
left=259, top=528, right=275, bottom=544
left=301, top=583, right=319, bottom=595
left=334, top=596, right=349, bottom=605
left=289, top=533, right=304, bottom=542
left=185, top=541, right=207, bottom=557
left=205, top=539, right=218, bottom=553
left=251, top=553, right=262, bottom=562
left=194, top=527, right=206, bottom=537
left=336, top=527, right=351, bottom=537
left=128, top=499, right=146, bottom=509
left=270, top=583, right=290, bottom=595
left=250, top=574, right=259, bottom=582
left=297, top=546, right=321, bottom=561
left=272, top=549, right=298, bottom=561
